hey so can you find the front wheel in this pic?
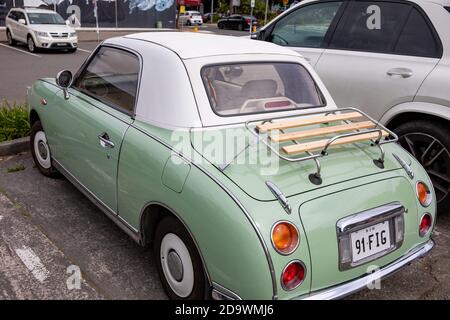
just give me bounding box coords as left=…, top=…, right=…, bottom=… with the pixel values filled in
left=27, top=36, right=37, bottom=53
left=154, top=216, right=206, bottom=299
left=395, top=120, right=450, bottom=214
left=30, top=121, right=59, bottom=178
left=6, top=29, right=16, bottom=46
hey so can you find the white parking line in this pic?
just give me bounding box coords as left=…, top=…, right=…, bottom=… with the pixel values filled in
left=77, top=48, right=92, bottom=54
left=0, top=215, right=3, bottom=221
left=0, top=43, right=41, bottom=57
left=15, top=246, right=50, bottom=283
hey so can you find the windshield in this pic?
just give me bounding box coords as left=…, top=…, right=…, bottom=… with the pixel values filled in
left=201, top=62, right=325, bottom=116
left=27, top=12, right=65, bottom=25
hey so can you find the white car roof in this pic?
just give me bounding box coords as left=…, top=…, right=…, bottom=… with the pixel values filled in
left=123, top=32, right=301, bottom=60
left=15, top=8, right=56, bottom=13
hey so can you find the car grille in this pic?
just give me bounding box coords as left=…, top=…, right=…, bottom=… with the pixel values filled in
left=50, top=33, right=69, bottom=38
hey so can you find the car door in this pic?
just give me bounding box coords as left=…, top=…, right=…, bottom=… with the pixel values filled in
left=7, top=10, right=19, bottom=40
left=315, top=1, right=442, bottom=120
left=264, top=1, right=346, bottom=66
left=15, top=11, right=28, bottom=41
left=229, top=15, right=241, bottom=29
left=47, top=46, right=140, bottom=213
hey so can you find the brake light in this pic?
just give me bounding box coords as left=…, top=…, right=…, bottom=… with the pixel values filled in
left=282, top=261, right=305, bottom=290
left=419, top=213, right=432, bottom=237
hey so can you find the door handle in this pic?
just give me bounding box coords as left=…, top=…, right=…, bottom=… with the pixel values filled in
left=387, top=68, right=413, bottom=78
left=98, top=132, right=114, bottom=148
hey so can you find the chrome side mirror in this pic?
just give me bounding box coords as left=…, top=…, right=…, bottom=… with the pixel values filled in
left=56, top=70, right=73, bottom=100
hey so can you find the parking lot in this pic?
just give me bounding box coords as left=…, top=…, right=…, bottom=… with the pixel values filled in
left=0, top=27, right=449, bottom=301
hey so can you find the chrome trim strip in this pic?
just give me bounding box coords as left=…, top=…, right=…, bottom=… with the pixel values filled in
left=131, top=124, right=278, bottom=299
left=297, top=239, right=434, bottom=300
left=392, top=153, right=414, bottom=179
left=266, top=181, right=292, bottom=214
left=52, top=158, right=141, bottom=243
left=212, top=282, right=243, bottom=300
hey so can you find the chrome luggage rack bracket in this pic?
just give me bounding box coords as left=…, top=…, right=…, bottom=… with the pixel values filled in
left=245, top=107, right=398, bottom=185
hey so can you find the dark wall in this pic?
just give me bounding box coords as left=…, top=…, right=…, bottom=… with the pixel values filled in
left=0, top=0, right=176, bottom=28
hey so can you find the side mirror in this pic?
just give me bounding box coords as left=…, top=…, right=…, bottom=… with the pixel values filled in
left=18, top=18, right=26, bottom=25
left=56, top=70, right=73, bottom=100
left=65, top=20, right=70, bottom=26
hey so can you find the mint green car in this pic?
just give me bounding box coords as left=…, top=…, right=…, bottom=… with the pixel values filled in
left=27, top=32, right=435, bottom=300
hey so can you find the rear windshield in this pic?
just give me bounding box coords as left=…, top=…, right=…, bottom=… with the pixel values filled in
left=27, top=12, right=65, bottom=25
left=201, top=62, right=325, bottom=116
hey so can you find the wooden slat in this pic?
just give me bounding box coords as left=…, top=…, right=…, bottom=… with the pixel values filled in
left=270, top=121, right=375, bottom=142
left=256, top=112, right=363, bottom=133
left=282, top=131, right=389, bottom=155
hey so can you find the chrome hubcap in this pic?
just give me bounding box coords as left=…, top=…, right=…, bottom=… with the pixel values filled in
left=399, top=132, right=450, bottom=203
left=38, top=141, right=48, bottom=159
left=167, top=250, right=184, bottom=281
left=28, top=39, right=34, bottom=51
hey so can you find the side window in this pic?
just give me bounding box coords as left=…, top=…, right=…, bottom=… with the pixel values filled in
left=8, top=11, right=17, bottom=21
left=394, top=8, right=441, bottom=58
left=16, top=11, right=26, bottom=22
left=329, top=2, right=411, bottom=53
left=74, top=47, right=140, bottom=113
left=270, top=1, right=343, bottom=48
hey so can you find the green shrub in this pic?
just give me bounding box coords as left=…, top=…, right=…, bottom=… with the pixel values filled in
left=0, top=101, right=30, bottom=142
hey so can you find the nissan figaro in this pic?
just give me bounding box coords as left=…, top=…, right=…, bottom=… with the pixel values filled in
left=27, top=33, right=435, bottom=300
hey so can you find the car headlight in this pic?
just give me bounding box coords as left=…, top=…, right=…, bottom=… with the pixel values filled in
left=70, top=32, right=77, bottom=37
left=35, top=31, right=48, bottom=37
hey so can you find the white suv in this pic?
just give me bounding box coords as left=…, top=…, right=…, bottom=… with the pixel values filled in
left=5, top=8, right=77, bottom=53
left=255, top=0, right=450, bottom=213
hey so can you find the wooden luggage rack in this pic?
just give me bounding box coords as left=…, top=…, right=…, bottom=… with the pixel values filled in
left=245, top=107, right=398, bottom=185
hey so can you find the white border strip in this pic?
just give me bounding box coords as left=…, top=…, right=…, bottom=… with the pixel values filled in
left=0, top=43, right=41, bottom=57
left=15, top=246, right=50, bottom=283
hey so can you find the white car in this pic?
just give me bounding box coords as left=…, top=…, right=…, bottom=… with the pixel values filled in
left=5, top=7, right=77, bottom=53
left=179, top=11, right=203, bottom=26
left=255, top=0, right=450, bottom=213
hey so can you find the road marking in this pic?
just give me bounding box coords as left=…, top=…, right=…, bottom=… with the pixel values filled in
left=0, top=43, right=41, bottom=57
left=77, top=48, right=92, bottom=53
left=0, top=215, right=3, bottom=221
left=15, top=246, right=49, bottom=283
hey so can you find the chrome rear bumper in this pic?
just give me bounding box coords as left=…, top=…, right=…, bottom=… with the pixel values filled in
left=297, top=239, right=434, bottom=300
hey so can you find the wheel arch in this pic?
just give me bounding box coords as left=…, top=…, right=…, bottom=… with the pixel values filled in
left=139, top=201, right=212, bottom=287
left=29, top=109, right=41, bottom=127
left=381, top=102, right=450, bottom=129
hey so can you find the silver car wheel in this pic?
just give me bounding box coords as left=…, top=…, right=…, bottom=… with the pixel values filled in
left=34, top=131, right=51, bottom=169
left=399, top=132, right=450, bottom=204
left=28, top=37, right=35, bottom=52
left=160, top=233, right=194, bottom=298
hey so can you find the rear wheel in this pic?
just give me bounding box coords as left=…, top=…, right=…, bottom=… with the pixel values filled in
left=218, top=22, right=224, bottom=29
left=27, top=35, right=37, bottom=53
left=395, top=120, right=450, bottom=214
left=237, top=23, right=244, bottom=31
left=6, top=29, right=16, bottom=46
left=154, top=216, right=206, bottom=300
left=30, top=121, right=59, bottom=178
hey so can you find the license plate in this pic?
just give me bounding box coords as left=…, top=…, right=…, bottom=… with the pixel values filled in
left=350, top=220, right=391, bottom=262
left=56, top=43, right=68, bottom=46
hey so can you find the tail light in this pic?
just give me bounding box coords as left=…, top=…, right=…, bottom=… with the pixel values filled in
left=416, top=181, right=432, bottom=207
left=271, top=221, right=299, bottom=255
left=246, top=19, right=251, bottom=24
left=419, top=213, right=432, bottom=237
left=282, top=261, right=305, bottom=290
left=190, top=15, right=192, bottom=18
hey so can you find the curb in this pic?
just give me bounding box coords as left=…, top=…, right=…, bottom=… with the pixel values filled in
left=0, top=137, right=29, bottom=156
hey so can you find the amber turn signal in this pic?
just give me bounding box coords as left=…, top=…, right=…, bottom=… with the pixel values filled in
left=416, top=181, right=432, bottom=207
left=271, top=221, right=299, bottom=255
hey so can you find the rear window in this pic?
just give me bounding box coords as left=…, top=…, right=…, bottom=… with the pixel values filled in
left=446, top=7, right=450, bottom=13
left=201, top=62, right=325, bottom=116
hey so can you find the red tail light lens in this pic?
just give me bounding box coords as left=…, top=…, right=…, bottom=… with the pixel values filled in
left=419, top=213, right=432, bottom=237
left=281, top=261, right=305, bottom=290
left=246, top=19, right=251, bottom=24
